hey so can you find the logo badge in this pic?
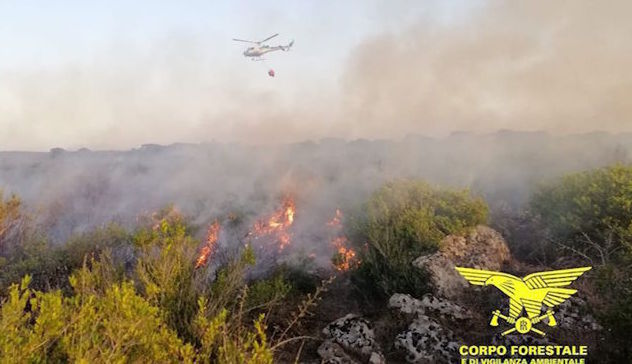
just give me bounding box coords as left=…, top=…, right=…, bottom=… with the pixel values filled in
left=455, top=266, right=591, bottom=336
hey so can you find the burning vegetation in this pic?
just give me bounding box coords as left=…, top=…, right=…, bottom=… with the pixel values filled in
left=331, top=236, right=357, bottom=271
left=195, top=220, right=220, bottom=269
left=194, top=197, right=358, bottom=272
left=1, top=166, right=631, bottom=362
left=248, top=196, right=295, bottom=251
left=327, top=209, right=358, bottom=271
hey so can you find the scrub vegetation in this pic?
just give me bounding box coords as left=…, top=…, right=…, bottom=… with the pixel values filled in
left=1, top=165, right=631, bottom=362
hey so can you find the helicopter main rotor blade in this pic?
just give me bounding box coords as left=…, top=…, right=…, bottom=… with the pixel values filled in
left=232, top=38, right=259, bottom=44
left=259, top=33, right=278, bottom=43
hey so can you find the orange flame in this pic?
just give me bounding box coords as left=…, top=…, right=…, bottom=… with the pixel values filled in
left=327, top=208, right=343, bottom=227
left=328, top=209, right=359, bottom=271
left=249, top=196, right=295, bottom=251
left=195, top=220, right=220, bottom=269
left=331, top=236, right=358, bottom=271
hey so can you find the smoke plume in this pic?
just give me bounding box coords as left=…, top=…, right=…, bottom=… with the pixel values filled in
left=1, top=1, right=631, bottom=150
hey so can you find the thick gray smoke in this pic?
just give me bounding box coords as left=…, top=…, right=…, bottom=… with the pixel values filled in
left=1, top=1, right=631, bottom=150
left=339, top=0, right=632, bottom=138
left=1, top=1, right=631, bottom=265
left=1, top=132, right=630, bottom=245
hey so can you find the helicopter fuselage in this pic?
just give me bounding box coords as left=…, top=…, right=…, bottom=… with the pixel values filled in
left=243, top=45, right=282, bottom=58
left=234, top=34, right=293, bottom=59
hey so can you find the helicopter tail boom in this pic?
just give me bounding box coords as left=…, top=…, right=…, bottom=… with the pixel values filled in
left=281, top=40, right=294, bottom=51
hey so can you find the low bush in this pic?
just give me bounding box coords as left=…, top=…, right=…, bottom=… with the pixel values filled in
left=348, top=179, right=488, bottom=298
left=530, top=164, right=632, bottom=265
left=0, top=200, right=326, bottom=363
left=0, top=223, right=131, bottom=295
left=528, top=165, right=632, bottom=361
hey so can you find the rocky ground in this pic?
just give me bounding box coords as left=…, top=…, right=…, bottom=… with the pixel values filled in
left=313, top=225, right=602, bottom=363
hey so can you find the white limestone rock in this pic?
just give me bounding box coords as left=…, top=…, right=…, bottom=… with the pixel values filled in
left=389, top=293, right=471, bottom=320
left=394, top=315, right=460, bottom=363
left=413, top=225, right=511, bottom=300
left=322, top=314, right=378, bottom=355
left=319, top=314, right=385, bottom=363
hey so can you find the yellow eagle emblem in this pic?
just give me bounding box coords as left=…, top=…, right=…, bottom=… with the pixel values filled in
left=455, top=266, right=591, bottom=336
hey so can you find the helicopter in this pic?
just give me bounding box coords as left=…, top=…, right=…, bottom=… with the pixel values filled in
left=232, top=33, right=294, bottom=60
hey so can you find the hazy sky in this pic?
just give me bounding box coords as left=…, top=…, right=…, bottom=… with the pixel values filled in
left=1, top=0, right=630, bottom=150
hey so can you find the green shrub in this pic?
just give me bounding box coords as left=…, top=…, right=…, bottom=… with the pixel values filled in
left=64, top=279, right=195, bottom=363
left=0, top=223, right=131, bottom=295
left=529, top=165, right=632, bottom=361
left=194, top=301, right=273, bottom=364
left=134, top=217, right=200, bottom=342
left=0, top=274, right=195, bottom=364
left=530, top=164, right=632, bottom=264
left=592, top=265, right=632, bottom=361
left=0, top=200, right=320, bottom=363
left=246, top=272, right=292, bottom=310
left=0, top=251, right=276, bottom=363
left=349, top=179, right=488, bottom=297
left=0, top=276, right=68, bottom=362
